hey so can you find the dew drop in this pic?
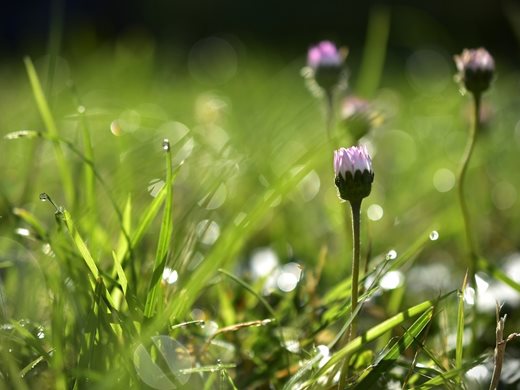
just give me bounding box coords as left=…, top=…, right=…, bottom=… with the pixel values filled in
left=39, top=193, right=49, bottom=202
left=386, top=250, right=397, bottom=260
left=77, top=105, right=86, bottom=114
left=162, top=138, right=170, bottom=151
left=429, top=230, right=439, bottom=241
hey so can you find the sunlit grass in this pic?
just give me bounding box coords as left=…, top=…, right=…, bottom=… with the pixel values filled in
left=1, top=29, right=520, bottom=389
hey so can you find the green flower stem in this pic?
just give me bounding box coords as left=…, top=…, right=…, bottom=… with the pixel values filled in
left=324, top=90, right=335, bottom=147
left=457, top=92, right=481, bottom=352
left=457, top=93, right=481, bottom=278
left=349, top=198, right=362, bottom=339
left=339, top=198, right=362, bottom=388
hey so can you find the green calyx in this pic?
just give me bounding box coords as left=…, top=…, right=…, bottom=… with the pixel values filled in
left=335, top=169, right=374, bottom=202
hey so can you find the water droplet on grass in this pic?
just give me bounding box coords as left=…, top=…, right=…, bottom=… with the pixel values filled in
left=429, top=230, right=439, bottom=241
left=77, top=105, right=86, bottom=114
left=39, top=193, right=49, bottom=202
left=162, top=138, right=170, bottom=151
left=386, top=250, right=397, bottom=260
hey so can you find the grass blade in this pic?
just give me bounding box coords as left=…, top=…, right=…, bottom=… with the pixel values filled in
left=166, top=147, right=324, bottom=322
left=455, top=271, right=468, bottom=384
left=354, top=307, right=434, bottom=388
left=62, top=210, right=99, bottom=281
left=309, top=294, right=453, bottom=383
left=478, top=256, right=520, bottom=293
left=144, top=140, right=174, bottom=318
left=355, top=5, right=390, bottom=98
left=24, top=57, right=75, bottom=206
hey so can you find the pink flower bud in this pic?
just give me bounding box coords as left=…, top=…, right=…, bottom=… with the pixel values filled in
left=307, top=41, right=343, bottom=70
left=334, top=146, right=374, bottom=202
left=306, top=41, right=346, bottom=94
left=454, top=48, right=495, bottom=95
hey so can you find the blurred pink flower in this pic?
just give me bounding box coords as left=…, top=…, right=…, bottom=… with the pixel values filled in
left=454, top=48, right=495, bottom=95
left=307, top=41, right=343, bottom=69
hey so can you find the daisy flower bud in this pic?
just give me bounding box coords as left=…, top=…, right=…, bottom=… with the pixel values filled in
left=305, top=40, right=347, bottom=94
left=334, top=146, right=374, bottom=202
left=454, top=48, right=495, bottom=96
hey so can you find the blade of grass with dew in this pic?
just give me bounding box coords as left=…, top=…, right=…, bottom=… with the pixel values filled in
left=6, top=130, right=132, bottom=254
left=9, top=321, right=49, bottom=358
left=0, top=347, right=29, bottom=390
left=24, top=57, right=74, bottom=207
left=19, top=354, right=49, bottom=379
left=144, top=141, right=174, bottom=318
left=456, top=271, right=468, bottom=385
left=353, top=308, right=434, bottom=388
left=308, top=294, right=453, bottom=384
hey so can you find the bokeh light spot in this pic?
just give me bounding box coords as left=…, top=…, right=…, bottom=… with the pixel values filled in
left=433, top=168, right=455, bottom=192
